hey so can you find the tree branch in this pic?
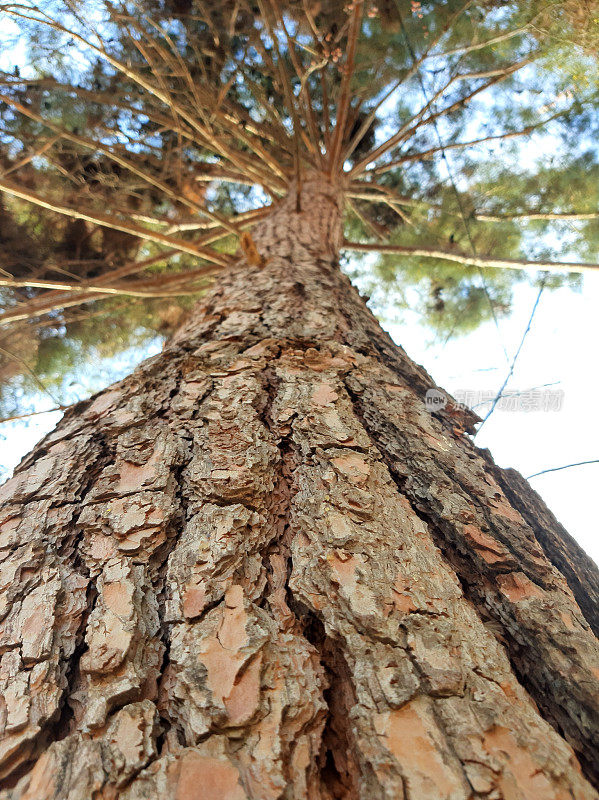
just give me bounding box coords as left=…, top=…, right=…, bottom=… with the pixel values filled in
left=328, top=0, right=364, bottom=174
left=370, top=112, right=565, bottom=174
left=0, top=178, right=233, bottom=267
left=0, top=269, right=214, bottom=297
left=347, top=181, right=427, bottom=206
left=476, top=211, right=599, bottom=222
left=0, top=344, right=62, bottom=406
left=341, top=0, right=475, bottom=164
left=0, top=91, right=249, bottom=237
left=343, top=241, right=599, bottom=274
left=0, top=406, right=69, bottom=425
left=0, top=208, right=267, bottom=325
left=268, top=0, right=324, bottom=165
left=348, top=59, right=533, bottom=177
left=2, top=5, right=289, bottom=192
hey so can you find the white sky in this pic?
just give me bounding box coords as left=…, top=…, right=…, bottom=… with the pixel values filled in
left=1, top=269, right=597, bottom=565
left=386, top=270, right=599, bottom=565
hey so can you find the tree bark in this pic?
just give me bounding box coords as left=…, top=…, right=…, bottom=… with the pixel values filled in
left=0, top=174, right=598, bottom=800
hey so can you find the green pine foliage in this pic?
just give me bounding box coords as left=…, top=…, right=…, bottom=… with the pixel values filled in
left=0, top=0, right=597, bottom=417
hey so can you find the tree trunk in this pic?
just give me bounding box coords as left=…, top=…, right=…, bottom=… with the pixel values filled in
left=1, top=174, right=598, bottom=800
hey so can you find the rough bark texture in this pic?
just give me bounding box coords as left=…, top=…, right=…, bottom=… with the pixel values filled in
left=1, top=175, right=598, bottom=800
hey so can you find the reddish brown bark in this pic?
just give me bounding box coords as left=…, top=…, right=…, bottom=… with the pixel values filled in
left=0, top=175, right=598, bottom=800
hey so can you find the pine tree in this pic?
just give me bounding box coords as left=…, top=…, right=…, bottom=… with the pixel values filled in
left=0, top=2, right=598, bottom=798
left=1, top=0, right=599, bottom=395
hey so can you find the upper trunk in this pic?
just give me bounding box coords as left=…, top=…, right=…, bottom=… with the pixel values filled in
left=172, top=172, right=349, bottom=348
left=1, top=175, right=598, bottom=800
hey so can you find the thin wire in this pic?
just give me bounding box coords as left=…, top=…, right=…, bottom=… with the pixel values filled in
left=474, top=279, right=546, bottom=436
left=527, top=460, right=599, bottom=480
left=396, top=11, right=510, bottom=362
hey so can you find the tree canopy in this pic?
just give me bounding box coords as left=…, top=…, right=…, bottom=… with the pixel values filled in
left=0, top=0, right=598, bottom=418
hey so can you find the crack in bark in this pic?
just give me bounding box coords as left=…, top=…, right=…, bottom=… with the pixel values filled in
left=51, top=581, right=99, bottom=743
left=0, top=433, right=114, bottom=789
left=39, top=438, right=114, bottom=742
left=289, top=600, right=361, bottom=800
left=149, top=361, right=215, bottom=757
left=254, top=362, right=363, bottom=799
left=254, top=366, right=297, bottom=619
